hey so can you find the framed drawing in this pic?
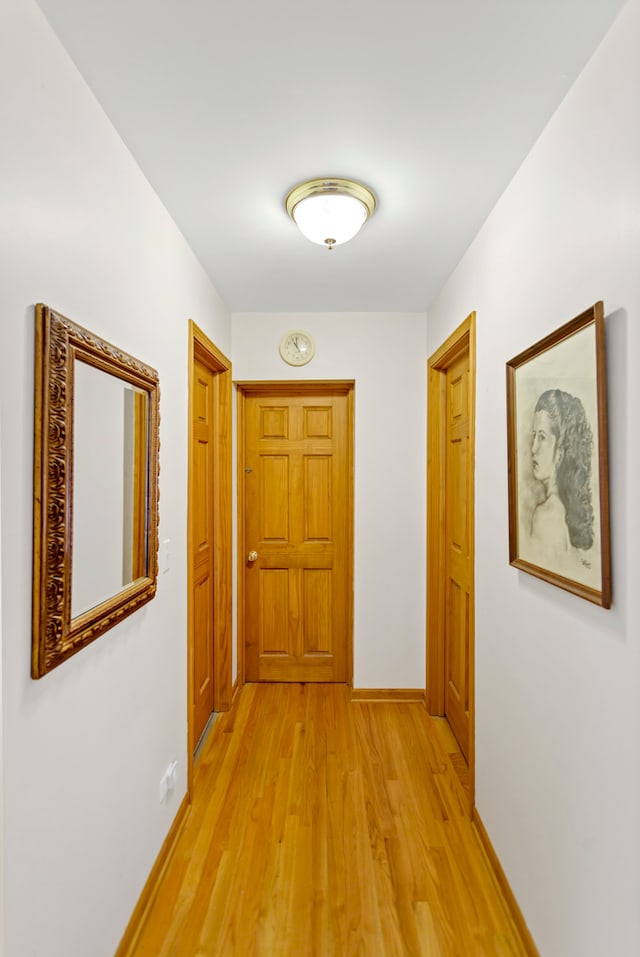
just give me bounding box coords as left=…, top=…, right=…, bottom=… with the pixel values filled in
left=506, top=302, right=611, bottom=607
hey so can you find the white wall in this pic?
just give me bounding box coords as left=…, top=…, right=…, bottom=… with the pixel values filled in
left=232, top=312, right=427, bottom=689
left=426, top=2, right=640, bottom=955
left=0, top=1, right=231, bottom=954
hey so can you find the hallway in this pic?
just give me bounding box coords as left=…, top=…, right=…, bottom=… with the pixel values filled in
left=130, top=684, right=528, bottom=956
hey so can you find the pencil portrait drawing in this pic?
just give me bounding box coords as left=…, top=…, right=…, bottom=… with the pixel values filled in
left=506, top=302, right=611, bottom=607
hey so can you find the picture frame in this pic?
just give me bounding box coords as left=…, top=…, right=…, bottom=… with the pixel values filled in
left=506, top=302, right=611, bottom=607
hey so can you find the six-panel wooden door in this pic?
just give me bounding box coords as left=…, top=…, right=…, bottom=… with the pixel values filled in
left=242, top=389, right=351, bottom=682
left=192, top=357, right=216, bottom=742
left=444, top=348, right=472, bottom=760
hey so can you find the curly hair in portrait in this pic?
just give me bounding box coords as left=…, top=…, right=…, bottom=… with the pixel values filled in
left=534, top=389, right=594, bottom=549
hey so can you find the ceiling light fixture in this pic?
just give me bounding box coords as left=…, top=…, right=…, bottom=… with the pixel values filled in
left=285, top=177, right=377, bottom=251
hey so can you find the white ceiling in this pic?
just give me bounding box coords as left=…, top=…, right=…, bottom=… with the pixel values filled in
left=36, top=0, right=625, bottom=313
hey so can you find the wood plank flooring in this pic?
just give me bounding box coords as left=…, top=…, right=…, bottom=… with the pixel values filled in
left=130, top=683, right=528, bottom=957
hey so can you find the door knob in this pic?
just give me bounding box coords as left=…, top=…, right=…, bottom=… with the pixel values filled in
left=247, top=550, right=258, bottom=562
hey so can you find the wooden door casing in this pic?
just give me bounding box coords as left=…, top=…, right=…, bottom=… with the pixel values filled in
left=238, top=384, right=354, bottom=684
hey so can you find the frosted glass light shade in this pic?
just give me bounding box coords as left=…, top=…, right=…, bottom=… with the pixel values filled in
left=293, top=194, right=367, bottom=247
left=285, top=178, right=376, bottom=250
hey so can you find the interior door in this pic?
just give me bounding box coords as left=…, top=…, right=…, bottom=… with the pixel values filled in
left=444, top=347, right=472, bottom=760
left=242, top=389, right=351, bottom=682
left=192, top=357, right=215, bottom=743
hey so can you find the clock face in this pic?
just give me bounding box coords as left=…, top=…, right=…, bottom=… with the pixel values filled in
left=279, top=330, right=315, bottom=366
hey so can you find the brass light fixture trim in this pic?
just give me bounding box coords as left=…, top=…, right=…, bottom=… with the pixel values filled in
left=285, top=177, right=377, bottom=218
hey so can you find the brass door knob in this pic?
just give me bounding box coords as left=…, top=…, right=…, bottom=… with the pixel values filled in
left=247, top=550, right=258, bottom=562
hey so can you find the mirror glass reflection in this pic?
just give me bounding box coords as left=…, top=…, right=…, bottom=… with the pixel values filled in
left=71, top=359, right=149, bottom=620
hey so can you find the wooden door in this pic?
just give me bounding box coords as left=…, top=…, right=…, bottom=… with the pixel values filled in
left=427, top=312, right=475, bottom=801
left=241, top=389, right=352, bottom=682
left=188, top=322, right=232, bottom=786
left=443, top=348, right=472, bottom=760
left=192, top=357, right=216, bottom=744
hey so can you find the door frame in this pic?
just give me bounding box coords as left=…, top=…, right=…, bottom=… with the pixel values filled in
left=187, top=321, right=233, bottom=794
left=235, top=380, right=355, bottom=687
left=426, top=312, right=476, bottom=808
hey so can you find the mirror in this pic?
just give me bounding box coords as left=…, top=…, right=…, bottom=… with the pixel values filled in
left=32, top=304, right=160, bottom=678
left=71, top=362, right=149, bottom=618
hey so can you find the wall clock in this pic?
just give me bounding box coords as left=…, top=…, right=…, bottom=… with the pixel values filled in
left=279, top=330, right=315, bottom=366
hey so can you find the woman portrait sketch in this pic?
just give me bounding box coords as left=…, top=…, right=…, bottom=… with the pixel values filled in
left=529, top=389, right=594, bottom=559
left=507, top=303, right=610, bottom=605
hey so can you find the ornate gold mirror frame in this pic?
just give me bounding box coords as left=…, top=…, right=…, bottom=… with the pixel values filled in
left=32, top=304, right=160, bottom=678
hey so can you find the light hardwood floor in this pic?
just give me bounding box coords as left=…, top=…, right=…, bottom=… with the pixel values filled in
left=130, top=683, right=529, bottom=956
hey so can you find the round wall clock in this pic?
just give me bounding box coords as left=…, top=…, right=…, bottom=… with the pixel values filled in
left=279, top=330, right=316, bottom=366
